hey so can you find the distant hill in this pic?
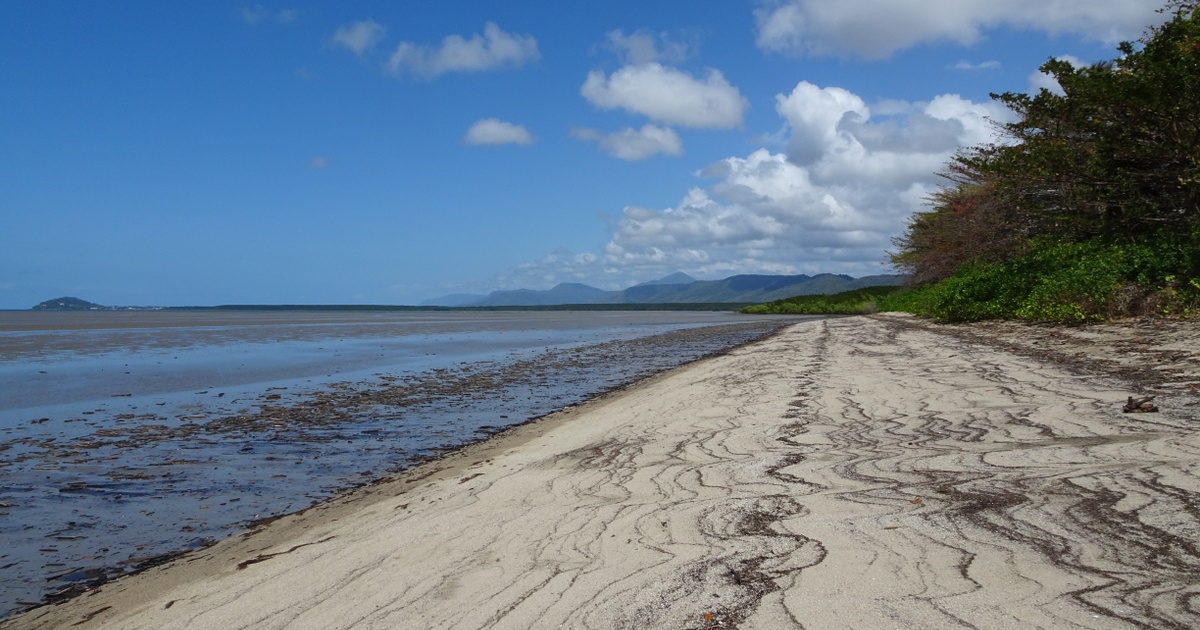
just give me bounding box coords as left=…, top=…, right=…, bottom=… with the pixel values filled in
left=419, top=293, right=488, bottom=307
left=32, top=296, right=107, bottom=311
left=620, top=273, right=903, bottom=304
left=474, top=283, right=620, bottom=307
left=422, top=272, right=905, bottom=307
left=633, top=272, right=695, bottom=287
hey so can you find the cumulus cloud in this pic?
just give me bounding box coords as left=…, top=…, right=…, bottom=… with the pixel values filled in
left=604, top=29, right=692, bottom=65
left=462, top=119, right=536, bottom=146
left=331, top=20, right=385, bottom=56
left=773, top=82, right=869, bottom=165
left=1028, top=54, right=1086, bottom=95
left=500, top=81, right=1013, bottom=288
left=386, top=23, right=539, bottom=78
left=581, top=63, right=747, bottom=129
left=571, top=124, right=683, bottom=161
left=599, top=84, right=1009, bottom=279
left=754, top=0, right=1159, bottom=59
left=242, top=5, right=296, bottom=25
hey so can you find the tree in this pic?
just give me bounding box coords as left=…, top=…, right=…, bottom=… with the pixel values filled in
left=968, top=2, right=1200, bottom=240
left=890, top=174, right=1029, bottom=286
left=893, top=1, right=1200, bottom=284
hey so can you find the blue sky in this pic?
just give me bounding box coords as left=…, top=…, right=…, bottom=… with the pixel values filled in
left=0, top=1, right=1164, bottom=307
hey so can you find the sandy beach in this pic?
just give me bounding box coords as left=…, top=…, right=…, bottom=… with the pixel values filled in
left=6, top=314, right=1199, bottom=629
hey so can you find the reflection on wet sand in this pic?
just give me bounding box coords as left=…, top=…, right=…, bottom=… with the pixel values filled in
left=0, top=311, right=800, bottom=617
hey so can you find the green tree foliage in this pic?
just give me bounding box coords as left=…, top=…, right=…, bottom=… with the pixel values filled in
left=886, top=1, right=1200, bottom=321
left=972, top=5, right=1200, bottom=239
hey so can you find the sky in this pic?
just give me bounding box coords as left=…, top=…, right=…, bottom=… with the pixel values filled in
left=0, top=0, right=1168, bottom=307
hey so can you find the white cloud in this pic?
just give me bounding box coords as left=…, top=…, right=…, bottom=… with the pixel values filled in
left=332, top=20, right=385, bottom=56
left=386, top=23, right=539, bottom=78
left=1028, top=54, right=1086, bottom=95
left=494, top=249, right=603, bottom=290
left=581, top=63, right=747, bottom=129
left=598, top=85, right=1010, bottom=279
left=604, top=29, right=691, bottom=65
left=754, top=0, right=1160, bottom=59
left=462, top=119, right=536, bottom=146
left=242, top=5, right=296, bottom=25
left=954, top=60, right=1000, bottom=71
left=500, top=81, right=1014, bottom=288
left=571, top=124, right=683, bottom=161
left=773, top=81, right=869, bottom=165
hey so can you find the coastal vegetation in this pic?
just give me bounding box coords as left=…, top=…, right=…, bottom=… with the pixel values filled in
left=881, top=1, right=1200, bottom=322
left=738, top=285, right=903, bottom=315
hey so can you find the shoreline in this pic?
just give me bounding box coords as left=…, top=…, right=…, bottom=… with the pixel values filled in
left=6, top=314, right=1200, bottom=629
left=4, top=328, right=783, bottom=629
left=0, top=317, right=803, bottom=617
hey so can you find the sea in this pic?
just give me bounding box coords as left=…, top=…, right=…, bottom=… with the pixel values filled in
left=0, top=309, right=810, bottom=617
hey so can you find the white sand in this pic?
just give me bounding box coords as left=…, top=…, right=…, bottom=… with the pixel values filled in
left=7, top=316, right=1199, bottom=629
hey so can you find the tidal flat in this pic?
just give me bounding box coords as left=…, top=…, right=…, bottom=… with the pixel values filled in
left=0, top=310, right=807, bottom=616
left=7, top=314, right=1199, bottom=630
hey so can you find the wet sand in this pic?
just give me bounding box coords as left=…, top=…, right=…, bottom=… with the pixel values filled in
left=0, top=314, right=798, bottom=615
left=5, top=314, right=1200, bottom=629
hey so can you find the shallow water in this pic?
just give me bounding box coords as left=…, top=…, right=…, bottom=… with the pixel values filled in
left=0, top=310, right=809, bottom=616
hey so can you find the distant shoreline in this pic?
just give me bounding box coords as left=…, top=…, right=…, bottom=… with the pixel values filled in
left=22, top=302, right=759, bottom=313
left=188, top=302, right=760, bottom=312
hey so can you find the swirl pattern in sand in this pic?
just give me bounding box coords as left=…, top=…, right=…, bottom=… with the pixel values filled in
left=6, top=315, right=1199, bottom=629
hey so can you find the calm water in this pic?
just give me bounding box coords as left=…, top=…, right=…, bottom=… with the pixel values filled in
left=0, top=310, right=808, bottom=616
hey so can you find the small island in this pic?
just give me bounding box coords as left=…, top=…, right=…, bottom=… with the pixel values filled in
left=30, top=297, right=163, bottom=312
left=31, top=297, right=109, bottom=311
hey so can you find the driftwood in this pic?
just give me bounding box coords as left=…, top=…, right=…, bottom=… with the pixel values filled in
left=1122, top=395, right=1158, bottom=413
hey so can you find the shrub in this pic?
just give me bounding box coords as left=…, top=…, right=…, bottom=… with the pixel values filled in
left=740, top=285, right=904, bottom=315
left=880, top=234, right=1200, bottom=322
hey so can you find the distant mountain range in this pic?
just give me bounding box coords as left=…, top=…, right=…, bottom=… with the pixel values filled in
left=421, top=272, right=904, bottom=307
left=32, top=273, right=905, bottom=311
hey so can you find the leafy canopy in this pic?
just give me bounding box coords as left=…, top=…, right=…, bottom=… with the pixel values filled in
left=885, top=1, right=1200, bottom=321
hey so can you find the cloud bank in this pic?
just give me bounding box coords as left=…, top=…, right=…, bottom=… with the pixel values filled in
left=754, top=0, right=1160, bottom=59
left=502, top=80, right=1011, bottom=289
left=462, top=119, right=535, bottom=146
left=386, top=22, right=539, bottom=78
